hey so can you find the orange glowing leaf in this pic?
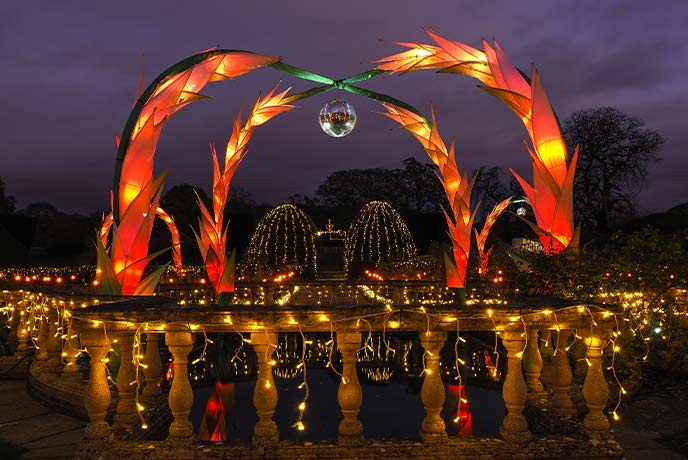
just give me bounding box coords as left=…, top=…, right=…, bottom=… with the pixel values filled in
left=475, top=197, right=513, bottom=255
left=133, top=263, right=169, bottom=296
left=214, top=52, right=281, bottom=79
left=443, top=251, right=461, bottom=288
left=482, top=39, right=529, bottom=98
left=530, top=66, right=568, bottom=186
left=95, top=234, right=121, bottom=296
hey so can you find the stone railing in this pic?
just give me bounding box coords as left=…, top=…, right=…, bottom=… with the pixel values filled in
left=1, top=291, right=624, bottom=459
left=55, top=298, right=621, bottom=458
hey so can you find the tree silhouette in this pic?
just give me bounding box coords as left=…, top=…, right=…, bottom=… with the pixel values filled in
left=0, top=178, right=16, bottom=215
left=564, top=107, right=663, bottom=235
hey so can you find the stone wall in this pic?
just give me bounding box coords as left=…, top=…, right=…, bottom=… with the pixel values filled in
left=75, top=437, right=624, bottom=460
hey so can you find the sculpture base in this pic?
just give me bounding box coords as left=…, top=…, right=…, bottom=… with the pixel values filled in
left=450, top=287, right=466, bottom=307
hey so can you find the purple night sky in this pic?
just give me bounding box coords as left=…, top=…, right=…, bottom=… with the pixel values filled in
left=2, top=0, right=686, bottom=214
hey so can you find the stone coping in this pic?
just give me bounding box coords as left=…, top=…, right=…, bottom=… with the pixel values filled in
left=28, top=360, right=87, bottom=420
left=74, top=437, right=624, bottom=460
left=67, top=295, right=619, bottom=334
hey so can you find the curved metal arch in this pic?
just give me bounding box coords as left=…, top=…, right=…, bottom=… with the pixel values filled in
left=113, top=51, right=429, bottom=223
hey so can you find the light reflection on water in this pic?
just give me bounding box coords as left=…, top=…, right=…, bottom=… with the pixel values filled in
left=190, top=369, right=504, bottom=442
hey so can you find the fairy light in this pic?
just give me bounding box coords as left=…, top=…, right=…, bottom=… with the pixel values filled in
left=2, top=284, right=675, bottom=429
left=344, top=201, right=416, bottom=276
left=292, top=324, right=310, bottom=432
left=242, top=204, right=318, bottom=280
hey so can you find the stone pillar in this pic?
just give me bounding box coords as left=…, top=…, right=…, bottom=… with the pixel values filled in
left=81, top=328, right=112, bottom=439
left=166, top=330, right=194, bottom=440
left=36, top=314, right=50, bottom=361
left=337, top=330, right=363, bottom=446
left=570, top=336, right=588, bottom=384
left=551, top=329, right=575, bottom=417
left=582, top=333, right=610, bottom=439
left=16, top=312, right=30, bottom=353
left=62, top=326, right=82, bottom=380
left=420, top=330, right=447, bottom=443
left=7, top=307, right=20, bottom=350
left=142, top=334, right=163, bottom=398
left=500, top=330, right=532, bottom=442
left=539, top=330, right=554, bottom=388
left=114, top=333, right=137, bottom=427
left=46, top=308, right=63, bottom=368
left=524, top=328, right=543, bottom=395
left=252, top=331, right=279, bottom=446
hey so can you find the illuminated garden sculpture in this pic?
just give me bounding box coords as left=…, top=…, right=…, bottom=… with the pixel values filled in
left=242, top=204, right=318, bottom=279
left=345, top=201, right=416, bottom=278
left=193, top=87, right=294, bottom=296
left=105, top=30, right=576, bottom=296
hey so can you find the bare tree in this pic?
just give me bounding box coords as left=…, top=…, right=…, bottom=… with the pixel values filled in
left=564, top=107, right=662, bottom=234
left=0, top=177, right=16, bottom=214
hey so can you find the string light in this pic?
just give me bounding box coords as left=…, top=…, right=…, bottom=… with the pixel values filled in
left=242, top=204, right=318, bottom=280
left=344, top=201, right=416, bottom=276
left=3, top=283, right=682, bottom=431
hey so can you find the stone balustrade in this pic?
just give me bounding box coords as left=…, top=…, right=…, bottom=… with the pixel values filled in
left=0, top=290, right=624, bottom=459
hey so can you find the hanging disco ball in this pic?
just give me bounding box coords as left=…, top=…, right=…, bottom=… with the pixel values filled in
left=516, top=206, right=527, bottom=217
left=319, top=98, right=356, bottom=137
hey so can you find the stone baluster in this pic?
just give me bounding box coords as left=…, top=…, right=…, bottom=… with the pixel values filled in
left=16, top=311, right=30, bottom=353
left=142, top=334, right=163, bottom=398
left=62, top=324, right=82, bottom=380
left=524, top=328, right=543, bottom=397
left=500, top=329, right=532, bottom=442
left=166, top=330, right=194, bottom=440
left=36, top=314, right=50, bottom=361
left=7, top=306, right=20, bottom=351
left=570, top=334, right=588, bottom=384
left=550, top=329, right=575, bottom=417
left=336, top=330, right=363, bottom=446
left=114, top=333, right=137, bottom=427
left=252, top=331, right=279, bottom=446
left=81, top=328, right=112, bottom=439
left=46, top=308, right=63, bottom=368
left=582, top=331, right=611, bottom=439
left=539, top=330, right=554, bottom=387
left=420, top=330, right=447, bottom=442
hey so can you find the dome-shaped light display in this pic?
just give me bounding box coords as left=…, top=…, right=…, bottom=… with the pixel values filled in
left=319, top=99, right=357, bottom=137
left=242, top=204, right=318, bottom=279
left=345, top=201, right=416, bottom=278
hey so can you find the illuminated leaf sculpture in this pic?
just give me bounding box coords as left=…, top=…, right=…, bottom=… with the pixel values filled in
left=193, top=86, right=294, bottom=295
left=103, top=36, right=576, bottom=297
left=474, top=197, right=512, bottom=275
left=107, top=50, right=279, bottom=295
left=99, top=207, right=182, bottom=273
left=381, top=104, right=477, bottom=288
left=376, top=29, right=577, bottom=253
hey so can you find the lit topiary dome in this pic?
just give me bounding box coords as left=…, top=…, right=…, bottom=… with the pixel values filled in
left=242, top=204, right=318, bottom=279
left=345, top=201, right=416, bottom=277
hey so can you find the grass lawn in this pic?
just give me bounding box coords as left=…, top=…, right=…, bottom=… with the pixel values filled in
left=0, top=439, right=27, bottom=460
left=656, top=428, right=688, bottom=457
